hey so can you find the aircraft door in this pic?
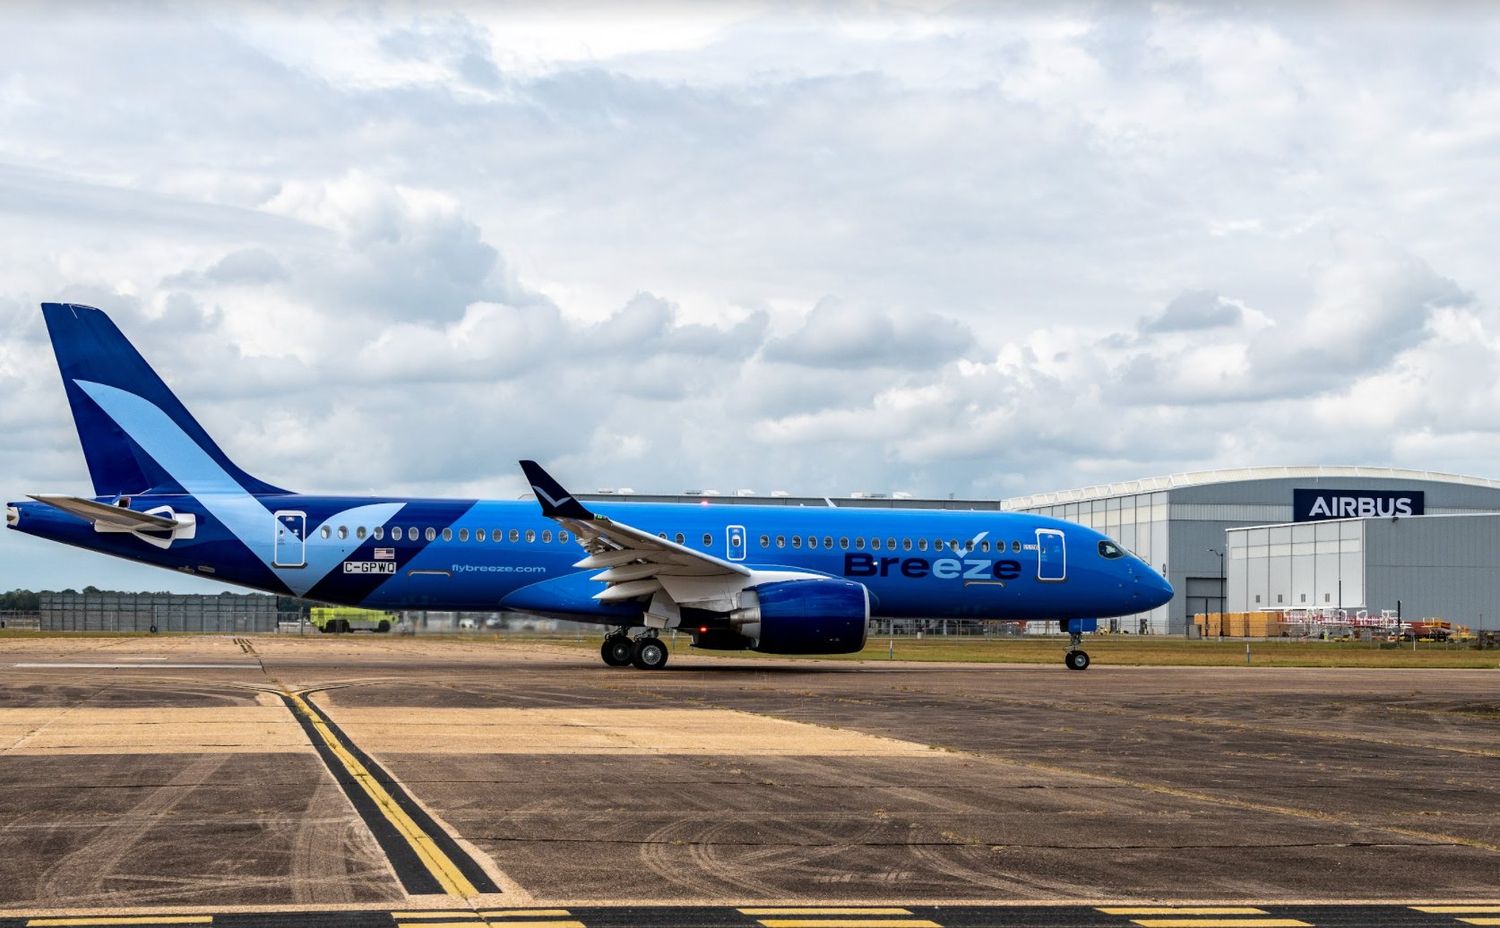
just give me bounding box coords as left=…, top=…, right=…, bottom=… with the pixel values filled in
left=274, top=510, right=307, bottom=568
left=726, top=524, right=747, bottom=562
left=1036, top=528, right=1066, bottom=581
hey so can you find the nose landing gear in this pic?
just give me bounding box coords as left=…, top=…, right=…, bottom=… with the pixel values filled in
left=1063, top=628, right=1090, bottom=671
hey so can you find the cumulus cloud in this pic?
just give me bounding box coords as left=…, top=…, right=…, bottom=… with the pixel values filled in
left=4, top=3, right=1500, bottom=589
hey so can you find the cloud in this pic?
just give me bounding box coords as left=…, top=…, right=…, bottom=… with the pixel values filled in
left=1140, top=290, right=1241, bottom=333
left=763, top=298, right=972, bottom=369
left=4, top=4, right=1500, bottom=591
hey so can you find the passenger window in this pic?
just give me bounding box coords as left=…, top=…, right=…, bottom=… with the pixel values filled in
left=887, top=537, right=896, bottom=550
left=839, top=536, right=849, bottom=550
left=373, top=526, right=384, bottom=540
left=509, top=529, right=520, bottom=542
left=792, top=535, right=802, bottom=548
left=542, top=530, right=553, bottom=543
left=492, top=528, right=502, bottom=542
left=658, top=532, right=667, bottom=539
left=871, top=537, right=881, bottom=550
left=674, top=532, right=685, bottom=544
left=391, top=527, right=403, bottom=541
left=1098, top=540, right=1125, bottom=559
left=356, top=526, right=367, bottom=540
left=425, top=527, right=437, bottom=541
left=320, top=526, right=331, bottom=539
left=337, top=526, right=348, bottom=540
left=476, top=529, right=486, bottom=542
left=917, top=538, right=927, bottom=551
left=441, top=528, right=453, bottom=542
left=459, top=528, right=469, bottom=542
left=903, top=538, right=912, bottom=551
left=525, top=530, right=536, bottom=543
left=760, top=534, right=770, bottom=548
left=559, top=530, right=569, bottom=544
left=823, top=536, right=833, bottom=549
left=703, top=533, right=713, bottom=546
left=776, top=535, right=786, bottom=548
left=1011, top=540, right=1021, bottom=553
left=807, top=535, right=818, bottom=549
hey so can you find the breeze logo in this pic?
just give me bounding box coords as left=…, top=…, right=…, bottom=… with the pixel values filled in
left=844, top=553, right=1023, bottom=581
left=1293, top=489, right=1424, bottom=522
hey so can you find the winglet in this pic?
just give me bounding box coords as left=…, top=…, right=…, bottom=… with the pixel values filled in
left=519, top=460, right=594, bottom=520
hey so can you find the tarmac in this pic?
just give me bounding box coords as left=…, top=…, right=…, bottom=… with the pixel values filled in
left=0, top=634, right=1495, bottom=927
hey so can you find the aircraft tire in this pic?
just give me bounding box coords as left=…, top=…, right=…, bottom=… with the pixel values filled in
left=631, top=637, right=669, bottom=670
left=601, top=636, right=634, bottom=667
left=1065, top=650, right=1090, bottom=671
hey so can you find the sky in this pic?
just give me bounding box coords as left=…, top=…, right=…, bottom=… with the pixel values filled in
left=4, top=1, right=1500, bottom=591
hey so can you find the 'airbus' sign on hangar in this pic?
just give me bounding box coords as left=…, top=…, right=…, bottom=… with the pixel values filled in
left=1293, top=489, right=1424, bottom=522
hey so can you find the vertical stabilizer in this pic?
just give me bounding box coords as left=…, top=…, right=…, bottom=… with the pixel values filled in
left=40, top=302, right=287, bottom=497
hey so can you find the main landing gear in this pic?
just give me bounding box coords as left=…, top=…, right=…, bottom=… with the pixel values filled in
left=600, top=629, right=670, bottom=670
left=1064, top=631, right=1090, bottom=671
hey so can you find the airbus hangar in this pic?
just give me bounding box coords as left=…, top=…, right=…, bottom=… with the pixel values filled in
left=600, top=465, right=1500, bottom=634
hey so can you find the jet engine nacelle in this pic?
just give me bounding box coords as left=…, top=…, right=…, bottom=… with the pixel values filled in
left=734, top=578, right=870, bottom=655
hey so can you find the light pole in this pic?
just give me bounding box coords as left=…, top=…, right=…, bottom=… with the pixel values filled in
left=1208, top=547, right=1225, bottom=638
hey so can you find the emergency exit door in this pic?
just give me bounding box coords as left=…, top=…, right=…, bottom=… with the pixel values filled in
left=726, top=524, right=747, bottom=561
left=1036, top=528, right=1066, bottom=581
left=274, top=511, right=306, bottom=568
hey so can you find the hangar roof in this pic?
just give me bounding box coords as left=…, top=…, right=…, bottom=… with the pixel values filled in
left=1002, top=465, right=1500, bottom=510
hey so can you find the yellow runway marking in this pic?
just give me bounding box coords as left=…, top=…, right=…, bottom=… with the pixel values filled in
left=1415, top=908, right=1500, bottom=915
left=26, top=920, right=213, bottom=927
left=741, top=910, right=914, bottom=916
left=393, top=914, right=474, bottom=920
left=478, top=913, right=575, bottom=918
left=1128, top=921, right=1309, bottom=928
left=285, top=691, right=477, bottom=897
left=755, top=921, right=939, bottom=928
left=395, top=922, right=487, bottom=928
left=1100, top=909, right=1268, bottom=916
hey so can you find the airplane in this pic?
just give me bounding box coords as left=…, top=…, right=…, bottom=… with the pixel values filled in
left=6, top=303, right=1173, bottom=671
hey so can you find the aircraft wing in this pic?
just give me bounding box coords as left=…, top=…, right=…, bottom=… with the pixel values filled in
left=29, top=494, right=182, bottom=531
left=519, top=460, right=753, bottom=618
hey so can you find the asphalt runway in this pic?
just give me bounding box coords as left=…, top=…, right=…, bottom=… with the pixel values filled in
left=0, top=635, right=1495, bottom=926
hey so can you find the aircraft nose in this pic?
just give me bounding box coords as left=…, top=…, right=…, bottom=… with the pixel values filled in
left=1144, top=567, right=1174, bottom=608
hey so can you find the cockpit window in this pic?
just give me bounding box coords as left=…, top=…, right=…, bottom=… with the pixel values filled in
left=1098, top=540, right=1125, bottom=559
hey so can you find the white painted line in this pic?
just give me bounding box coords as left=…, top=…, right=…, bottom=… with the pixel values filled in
left=13, top=663, right=262, bottom=669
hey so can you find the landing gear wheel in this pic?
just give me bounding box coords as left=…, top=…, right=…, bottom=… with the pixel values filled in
left=601, top=635, right=634, bottom=667
left=631, top=636, right=670, bottom=670
left=1065, top=650, right=1090, bottom=671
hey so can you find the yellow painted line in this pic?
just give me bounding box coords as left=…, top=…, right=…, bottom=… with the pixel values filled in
left=23, top=921, right=210, bottom=928
left=471, top=923, right=583, bottom=928
left=395, top=922, right=487, bottom=928
left=1458, top=920, right=1500, bottom=926
left=1415, top=908, right=1500, bottom=914
left=478, top=913, right=575, bottom=918
left=1129, top=921, right=1309, bottom=928
left=740, top=910, right=914, bottom=916
left=286, top=691, right=477, bottom=897
left=392, top=914, right=474, bottom=920
left=1100, top=909, right=1268, bottom=916
left=755, top=921, right=939, bottom=928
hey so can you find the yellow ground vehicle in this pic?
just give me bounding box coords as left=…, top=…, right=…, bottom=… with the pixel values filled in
left=310, top=606, right=398, bottom=634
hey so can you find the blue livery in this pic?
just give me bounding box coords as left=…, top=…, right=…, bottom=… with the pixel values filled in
left=7, top=303, right=1172, bottom=670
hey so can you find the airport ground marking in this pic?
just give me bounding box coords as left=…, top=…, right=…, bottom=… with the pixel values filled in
left=282, top=690, right=477, bottom=897
left=1415, top=908, right=1500, bottom=914
left=1126, top=920, right=1309, bottom=928
left=477, top=912, right=574, bottom=918
left=1099, top=910, right=1269, bottom=916
left=395, top=922, right=488, bottom=928
left=740, top=910, right=914, bottom=916
left=762, top=923, right=936, bottom=928
left=24, top=919, right=212, bottom=927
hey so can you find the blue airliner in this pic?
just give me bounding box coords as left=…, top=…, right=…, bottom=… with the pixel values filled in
left=7, top=303, right=1171, bottom=670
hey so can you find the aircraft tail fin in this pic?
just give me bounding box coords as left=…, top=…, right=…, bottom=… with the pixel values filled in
left=40, top=302, right=287, bottom=497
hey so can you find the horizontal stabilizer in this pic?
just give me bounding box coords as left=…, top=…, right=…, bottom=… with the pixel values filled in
left=29, top=494, right=181, bottom=531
